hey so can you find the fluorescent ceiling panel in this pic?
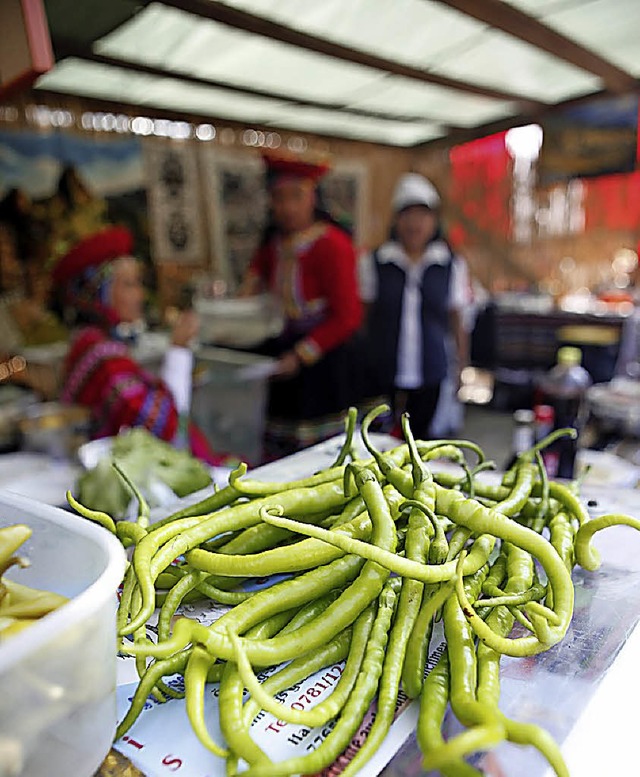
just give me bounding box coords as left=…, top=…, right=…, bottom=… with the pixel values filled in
left=36, top=59, right=292, bottom=123
left=501, top=0, right=583, bottom=14
left=97, top=4, right=386, bottom=104
left=96, top=3, right=516, bottom=126
left=430, top=27, right=601, bottom=102
left=35, top=59, right=441, bottom=145
left=266, top=106, right=442, bottom=146
left=543, top=0, right=640, bottom=78
left=217, top=0, right=485, bottom=72
left=496, top=1, right=640, bottom=77
left=346, top=76, right=515, bottom=126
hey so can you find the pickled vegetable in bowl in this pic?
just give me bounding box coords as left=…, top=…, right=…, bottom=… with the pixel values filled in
left=0, top=524, right=67, bottom=641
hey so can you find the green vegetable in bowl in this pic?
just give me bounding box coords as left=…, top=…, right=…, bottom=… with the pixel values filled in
left=76, top=428, right=212, bottom=518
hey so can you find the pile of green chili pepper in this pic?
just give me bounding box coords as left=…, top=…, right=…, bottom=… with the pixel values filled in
left=68, top=405, right=640, bottom=776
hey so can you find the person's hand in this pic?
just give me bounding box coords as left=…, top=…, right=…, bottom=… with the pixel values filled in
left=171, top=309, right=199, bottom=348
left=273, top=351, right=300, bottom=378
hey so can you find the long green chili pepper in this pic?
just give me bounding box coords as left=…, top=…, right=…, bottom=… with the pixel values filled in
left=242, top=602, right=376, bottom=729
left=116, top=649, right=191, bottom=739
left=446, top=527, right=473, bottom=562
left=402, top=582, right=443, bottom=699
left=218, top=609, right=301, bottom=771
left=257, top=508, right=494, bottom=585
left=147, top=481, right=241, bottom=531
left=185, top=645, right=229, bottom=757
left=479, top=581, right=547, bottom=608
left=185, top=509, right=374, bottom=577
left=476, top=545, right=570, bottom=777
left=241, top=577, right=402, bottom=777
left=424, top=566, right=507, bottom=772
left=329, top=405, right=358, bottom=467
left=117, top=564, right=137, bottom=636
left=531, top=451, right=550, bottom=534
left=544, top=481, right=590, bottom=527
left=229, top=461, right=345, bottom=497
left=155, top=565, right=254, bottom=606
left=112, top=460, right=151, bottom=530
left=418, top=652, right=483, bottom=777
left=436, top=484, right=574, bottom=655
left=231, top=626, right=352, bottom=726
left=549, top=511, right=576, bottom=573
left=492, top=460, right=536, bottom=517
left=157, top=569, right=211, bottom=642
left=122, top=479, right=349, bottom=636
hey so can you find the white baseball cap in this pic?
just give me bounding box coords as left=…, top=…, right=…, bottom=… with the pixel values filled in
left=392, top=173, right=441, bottom=213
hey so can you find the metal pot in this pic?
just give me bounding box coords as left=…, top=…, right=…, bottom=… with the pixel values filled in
left=0, top=386, right=35, bottom=452
left=18, top=402, right=91, bottom=460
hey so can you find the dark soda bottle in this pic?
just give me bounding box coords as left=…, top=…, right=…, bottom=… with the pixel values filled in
left=537, top=347, right=591, bottom=479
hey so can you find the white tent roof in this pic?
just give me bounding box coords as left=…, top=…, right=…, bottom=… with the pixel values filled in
left=36, top=0, right=640, bottom=146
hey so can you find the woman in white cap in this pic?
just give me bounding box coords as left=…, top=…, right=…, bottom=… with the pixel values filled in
left=359, top=172, right=470, bottom=438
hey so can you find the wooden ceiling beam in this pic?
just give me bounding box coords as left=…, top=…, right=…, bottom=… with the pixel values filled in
left=153, top=0, right=544, bottom=106
left=52, top=38, right=454, bottom=128
left=433, top=0, right=636, bottom=94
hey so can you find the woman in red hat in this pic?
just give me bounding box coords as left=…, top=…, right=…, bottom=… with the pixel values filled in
left=241, top=152, right=362, bottom=459
left=54, top=226, right=217, bottom=462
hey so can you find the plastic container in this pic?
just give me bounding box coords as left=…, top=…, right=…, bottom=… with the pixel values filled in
left=537, top=346, right=592, bottom=479
left=191, top=347, right=276, bottom=464
left=0, top=492, right=126, bottom=777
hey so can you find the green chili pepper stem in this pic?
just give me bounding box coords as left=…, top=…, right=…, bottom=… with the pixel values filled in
left=112, top=460, right=150, bottom=529
left=66, top=492, right=116, bottom=534
left=575, top=512, right=640, bottom=571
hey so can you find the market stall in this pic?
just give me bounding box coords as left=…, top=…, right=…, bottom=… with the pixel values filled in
left=1, top=2, right=640, bottom=776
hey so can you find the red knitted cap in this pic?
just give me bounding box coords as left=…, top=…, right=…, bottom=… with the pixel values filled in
left=52, top=226, right=134, bottom=284
left=262, top=151, right=330, bottom=183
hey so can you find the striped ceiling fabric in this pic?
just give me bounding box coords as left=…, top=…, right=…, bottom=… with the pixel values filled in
left=35, top=0, right=640, bottom=146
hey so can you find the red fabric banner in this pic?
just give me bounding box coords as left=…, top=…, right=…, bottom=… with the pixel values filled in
left=448, top=131, right=512, bottom=249
left=583, top=170, right=640, bottom=231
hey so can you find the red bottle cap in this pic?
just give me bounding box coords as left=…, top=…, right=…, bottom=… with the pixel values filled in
left=534, top=404, right=554, bottom=423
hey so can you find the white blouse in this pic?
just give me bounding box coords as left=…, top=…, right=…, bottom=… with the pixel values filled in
left=359, top=240, right=469, bottom=389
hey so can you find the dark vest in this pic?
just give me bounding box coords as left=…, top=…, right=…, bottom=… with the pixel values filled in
left=366, top=245, right=453, bottom=393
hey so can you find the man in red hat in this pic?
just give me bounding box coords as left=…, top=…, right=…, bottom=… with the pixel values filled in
left=54, top=225, right=217, bottom=462
left=241, top=151, right=362, bottom=458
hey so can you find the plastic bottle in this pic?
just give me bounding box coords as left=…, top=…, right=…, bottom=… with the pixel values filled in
left=537, top=346, right=592, bottom=479
left=504, top=409, right=535, bottom=471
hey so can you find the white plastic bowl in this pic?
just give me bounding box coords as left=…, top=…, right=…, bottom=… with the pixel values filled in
left=0, top=492, right=126, bottom=777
